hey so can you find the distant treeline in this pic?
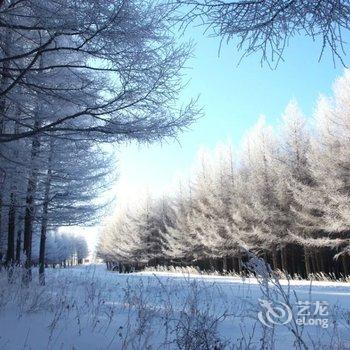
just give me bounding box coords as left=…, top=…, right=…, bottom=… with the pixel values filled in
left=98, top=72, right=350, bottom=279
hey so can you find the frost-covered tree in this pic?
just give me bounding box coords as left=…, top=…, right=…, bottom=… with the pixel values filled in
left=34, top=137, right=113, bottom=284
left=0, top=0, right=197, bottom=143
left=183, top=146, right=243, bottom=270
left=33, top=231, right=88, bottom=267
left=98, top=70, right=350, bottom=279
left=275, top=101, right=312, bottom=275
left=291, top=72, right=350, bottom=275
left=174, top=0, right=350, bottom=65
left=98, top=196, right=175, bottom=269
left=236, top=117, right=286, bottom=259
left=0, top=0, right=198, bottom=282
left=97, top=209, right=144, bottom=269
left=161, top=183, right=195, bottom=263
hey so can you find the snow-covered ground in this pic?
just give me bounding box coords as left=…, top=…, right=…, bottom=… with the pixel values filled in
left=0, top=264, right=350, bottom=349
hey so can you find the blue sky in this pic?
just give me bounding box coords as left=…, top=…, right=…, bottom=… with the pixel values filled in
left=76, top=28, right=350, bottom=254
left=113, top=28, right=350, bottom=207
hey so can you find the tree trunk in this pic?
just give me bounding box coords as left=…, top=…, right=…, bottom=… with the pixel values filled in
left=304, top=247, right=311, bottom=278
left=0, top=193, right=3, bottom=271
left=38, top=217, right=47, bottom=285
left=23, top=121, right=40, bottom=284
left=297, top=248, right=304, bottom=277
left=222, top=256, right=228, bottom=274
left=209, top=258, right=216, bottom=271
left=310, top=252, right=317, bottom=274
left=272, top=250, right=279, bottom=271
left=15, top=227, right=21, bottom=265
left=316, top=252, right=324, bottom=273
left=0, top=27, right=11, bottom=131
left=341, top=255, right=349, bottom=277
left=234, top=257, right=241, bottom=274
left=22, top=51, right=45, bottom=284
left=238, top=258, right=243, bottom=274
left=6, top=193, right=15, bottom=282
left=6, top=192, right=15, bottom=266
left=39, top=141, right=53, bottom=286
left=0, top=27, right=11, bottom=272
left=280, top=247, right=287, bottom=272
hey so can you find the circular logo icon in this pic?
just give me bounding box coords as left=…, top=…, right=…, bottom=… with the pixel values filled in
left=258, top=299, right=293, bottom=328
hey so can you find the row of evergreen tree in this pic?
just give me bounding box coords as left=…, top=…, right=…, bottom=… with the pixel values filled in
left=32, top=232, right=89, bottom=267
left=2, top=229, right=89, bottom=268
left=98, top=71, right=350, bottom=279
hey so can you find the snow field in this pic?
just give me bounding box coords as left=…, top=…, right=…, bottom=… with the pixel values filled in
left=0, top=264, right=350, bottom=349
